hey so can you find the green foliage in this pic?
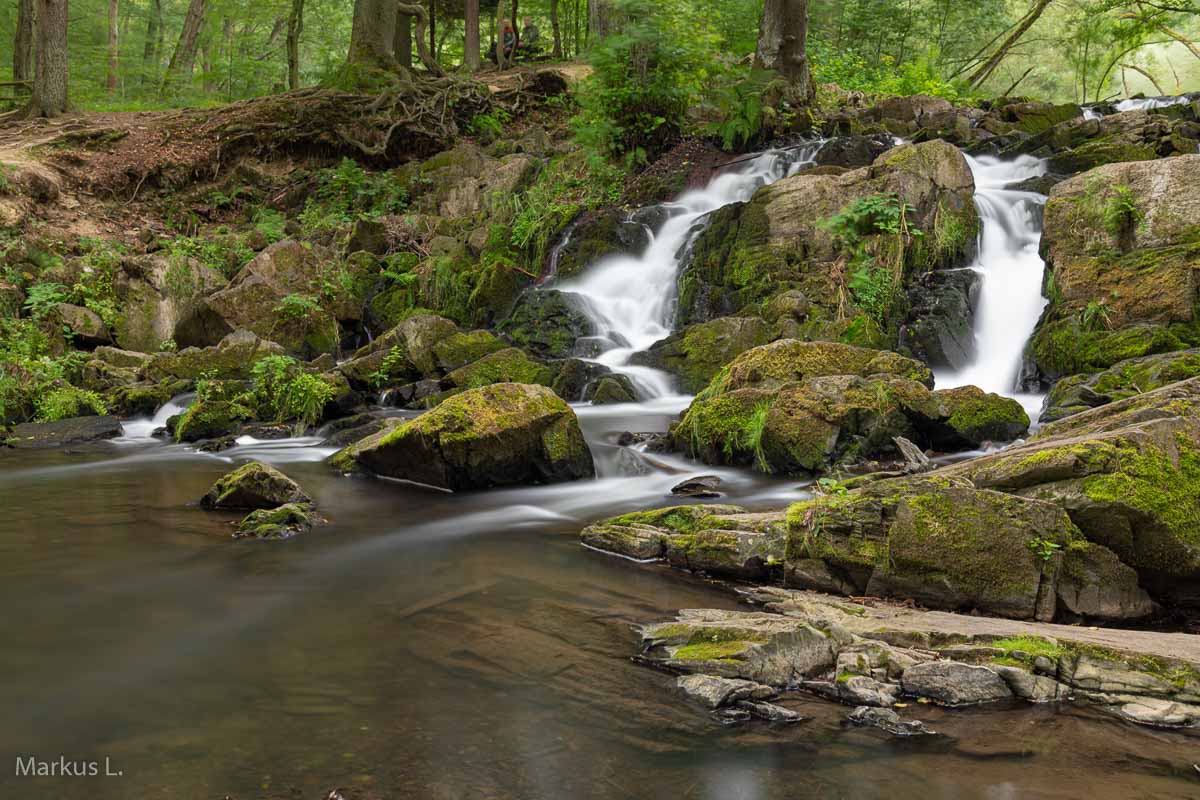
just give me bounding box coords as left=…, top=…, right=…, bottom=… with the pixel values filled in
left=0, top=319, right=93, bottom=424
left=166, top=235, right=252, bottom=279
left=573, top=0, right=719, bottom=164
left=707, top=70, right=771, bottom=151
left=274, top=293, right=324, bottom=322
left=298, top=159, right=408, bottom=235
left=23, top=283, right=69, bottom=320
left=739, top=401, right=773, bottom=473
left=1103, top=185, right=1143, bottom=246
left=1027, top=537, right=1064, bottom=563
left=816, top=477, right=850, bottom=497
left=369, top=346, right=408, bottom=389
left=847, top=266, right=896, bottom=327
left=468, top=110, right=511, bottom=142
left=33, top=386, right=108, bottom=423
left=71, top=238, right=124, bottom=328
left=249, top=355, right=335, bottom=430
left=253, top=209, right=288, bottom=244
left=1081, top=299, right=1112, bottom=332
left=824, top=194, right=923, bottom=326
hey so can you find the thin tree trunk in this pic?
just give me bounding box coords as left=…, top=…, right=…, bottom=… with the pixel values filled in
left=495, top=4, right=509, bottom=70
left=395, top=11, right=413, bottom=68
left=142, top=0, right=162, bottom=85
left=429, top=0, right=436, bottom=58
left=106, top=0, right=119, bottom=92
left=966, top=0, right=1052, bottom=89
left=465, top=0, right=480, bottom=70
left=30, top=0, right=68, bottom=117
left=755, top=0, right=815, bottom=100
left=589, top=0, right=615, bottom=42
left=15, top=0, right=36, bottom=92
left=161, top=0, right=207, bottom=93
left=286, top=0, right=304, bottom=89
left=550, top=0, right=562, bottom=58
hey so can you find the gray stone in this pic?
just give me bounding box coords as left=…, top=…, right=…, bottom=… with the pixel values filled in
left=900, top=661, right=1014, bottom=706
left=992, top=665, right=1071, bottom=703
left=5, top=416, right=123, bottom=449
left=676, top=674, right=775, bottom=709
left=847, top=706, right=936, bottom=736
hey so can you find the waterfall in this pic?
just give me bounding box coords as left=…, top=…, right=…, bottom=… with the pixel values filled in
left=115, top=394, right=194, bottom=441
left=935, top=154, right=1050, bottom=417
left=559, top=144, right=822, bottom=398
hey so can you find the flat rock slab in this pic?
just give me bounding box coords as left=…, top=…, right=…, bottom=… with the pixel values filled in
left=5, top=416, right=123, bottom=449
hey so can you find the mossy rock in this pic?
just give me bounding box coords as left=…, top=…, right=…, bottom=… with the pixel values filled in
left=497, top=289, right=597, bottom=360
left=175, top=399, right=253, bottom=443
left=201, top=461, right=312, bottom=510
left=235, top=503, right=315, bottom=539
left=631, top=317, right=776, bottom=394
left=105, top=382, right=178, bottom=418
left=1043, top=349, right=1200, bottom=422
left=145, top=330, right=286, bottom=382
left=329, top=383, right=594, bottom=491
left=585, top=374, right=638, bottom=405
left=445, top=348, right=556, bottom=391
left=704, top=339, right=934, bottom=396
left=932, top=385, right=1030, bottom=445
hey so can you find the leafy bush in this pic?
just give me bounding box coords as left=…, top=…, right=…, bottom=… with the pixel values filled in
left=573, top=0, right=718, bottom=164
left=274, top=293, right=324, bottom=321
left=250, top=355, right=335, bottom=430
left=0, top=320, right=92, bottom=424
left=34, top=386, right=108, bottom=423
left=1103, top=185, right=1142, bottom=248
left=23, top=283, right=70, bottom=320
left=299, top=159, right=409, bottom=235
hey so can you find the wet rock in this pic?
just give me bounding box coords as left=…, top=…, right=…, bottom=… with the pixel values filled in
left=549, top=208, right=652, bottom=281
left=847, top=706, right=936, bottom=736
left=498, top=289, right=598, bottom=360
left=200, top=461, right=312, bottom=511
left=676, top=674, right=775, bottom=709
left=1116, top=698, right=1200, bottom=727
left=581, top=504, right=748, bottom=562
left=735, top=700, right=806, bottom=723
left=901, top=268, right=979, bottom=371
left=93, top=346, right=153, bottom=370
left=551, top=359, right=612, bottom=403
left=4, top=416, right=123, bottom=449
left=838, top=676, right=901, bottom=707
left=991, top=665, right=1070, bottom=703
left=671, top=475, right=722, bottom=498
left=631, top=317, right=775, bottom=394
left=173, top=399, right=252, bottom=443
left=343, top=218, right=389, bottom=256
left=900, top=661, right=1013, bottom=706
left=676, top=140, right=978, bottom=328
left=235, top=503, right=316, bottom=540
left=329, top=383, right=594, bottom=491
left=584, top=374, right=638, bottom=405
left=814, top=134, right=895, bottom=168
left=1029, top=155, right=1200, bottom=381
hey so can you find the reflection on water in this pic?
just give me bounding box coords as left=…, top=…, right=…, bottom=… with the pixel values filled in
left=0, top=404, right=1197, bottom=799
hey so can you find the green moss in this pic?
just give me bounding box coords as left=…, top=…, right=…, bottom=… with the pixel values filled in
left=174, top=400, right=253, bottom=442
left=991, top=636, right=1063, bottom=661
left=235, top=503, right=313, bottom=539
left=433, top=330, right=506, bottom=372
left=445, top=348, right=555, bottom=391
left=674, top=389, right=772, bottom=465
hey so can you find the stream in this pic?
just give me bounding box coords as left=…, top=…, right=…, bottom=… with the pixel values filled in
left=2, top=130, right=1199, bottom=799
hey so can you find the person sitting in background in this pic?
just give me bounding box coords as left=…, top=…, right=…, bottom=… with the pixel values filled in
left=489, top=19, right=517, bottom=64
left=520, top=17, right=541, bottom=53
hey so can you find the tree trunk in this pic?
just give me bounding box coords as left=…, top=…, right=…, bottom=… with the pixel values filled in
left=30, top=0, right=68, bottom=117
left=14, top=0, right=35, bottom=92
left=286, top=0, right=304, bottom=89
left=106, top=0, right=119, bottom=93
left=495, top=4, right=509, bottom=70
left=589, top=0, right=615, bottom=42
left=347, top=0, right=442, bottom=76
left=755, top=0, right=814, bottom=100
left=142, top=0, right=162, bottom=84
left=429, top=0, right=436, bottom=58
left=551, top=0, right=562, bottom=59
left=464, top=0, right=480, bottom=70
left=965, top=0, right=1052, bottom=89
left=161, top=0, right=207, bottom=93
left=395, top=11, right=413, bottom=68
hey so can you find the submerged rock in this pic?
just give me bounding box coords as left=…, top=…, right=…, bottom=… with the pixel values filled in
left=671, top=475, right=722, bottom=498
left=676, top=674, right=775, bottom=709
left=329, top=383, right=594, bottom=491
left=234, top=503, right=316, bottom=539
left=200, top=461, right=312, bottom=510
left=847, top=706, right=936, bottom=736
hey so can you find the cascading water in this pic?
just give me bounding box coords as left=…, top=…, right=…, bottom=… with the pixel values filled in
left=559, top=145, right=821, bottom=399
left=936, top=154, right=1050, bottom=418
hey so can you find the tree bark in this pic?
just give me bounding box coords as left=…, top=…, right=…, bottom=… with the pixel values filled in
left=755, top=0, right=815, bottom=100
left=965, top=0, right=1052, bottom=89
left=495, top=4, right=510, bottom=69
left=30, top=0, right=68, bottom=117
left=464, top=0, right=480, bottom=70
left=286, top=0, right=304, bottom=89
left=142, top=0, right=162, bottom=84
left=589, top=0, right=616, bottom=42
left=347, top=0, right=442, bottom=76
left=395, top=11, right=413, bottom=68
left=161, top=0, right=207, bottom=93
left=107, top=0, right=119, bottom=92
left=15, top=0, right=35, bottom=92
left=429, top=0, right=436, bottom=58
left=551, top=0, right=562, bottom=58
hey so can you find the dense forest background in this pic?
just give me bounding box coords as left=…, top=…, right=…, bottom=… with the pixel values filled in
left=0, top=0, right=1197, bottom=114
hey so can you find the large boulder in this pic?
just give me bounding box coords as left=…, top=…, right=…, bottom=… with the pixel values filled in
left=202, top=240, right=341, bottom=358
left=1029, top=155, right=1200, bottom=382
left=338, top=314, right=507, bottom=390
left=114, top=253, right=228, bottom=353
left=201, top=461, right=312, bottom=510
left=675, top=140, right=978, bottom=333
left=329, top=383, right=594, bottom=491
left=1009, top=107, right=1198, bottom=173
left=671, top=340, right=1026, bottom=473
left=53, top=303, right=110, bottom=347
left=549, top=208, right=652, bottom=281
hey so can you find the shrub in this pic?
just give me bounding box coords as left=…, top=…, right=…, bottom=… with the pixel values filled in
left=23, top=282, right=70, bottom=320
left=250, top=355, right=335, bottom=430
left=34, top=386, right=108, bottom=422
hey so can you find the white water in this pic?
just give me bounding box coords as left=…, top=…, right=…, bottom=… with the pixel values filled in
left=114, top=393, right=194, bottom=441
left=935, top=154, right=1050, bottom=419
left=1116, top=96, right=1191, bottom=113
left=560, top=145, right=821, bottom=399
